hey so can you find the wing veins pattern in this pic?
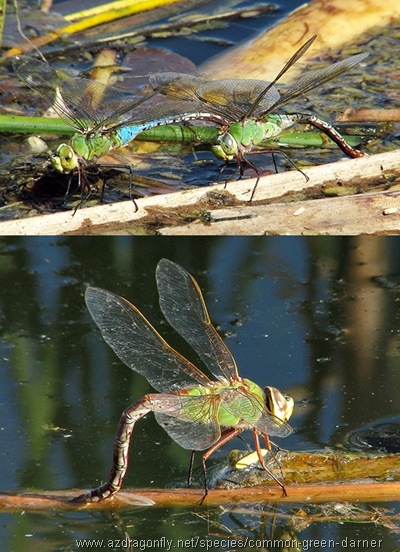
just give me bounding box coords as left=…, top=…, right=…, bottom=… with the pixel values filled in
left=156, top=259, right=238, bottom=381
left=85, top=286, right=210, bottom=393
left=152, top=392, right=221, bottom=450
left=13, top=56, right=157, bottom=135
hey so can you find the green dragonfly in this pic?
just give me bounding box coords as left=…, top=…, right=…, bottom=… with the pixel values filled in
left=12, top=56, right=194, bottom=178
left=73, top=259, right=294, bottom=503
left=149, top=35, right=369, bottom=199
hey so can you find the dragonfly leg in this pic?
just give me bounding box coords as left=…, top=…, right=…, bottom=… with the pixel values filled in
left=96, top=163, right=141, bottom=211
left=240, top=154, right=261, bottom=202
left=218, top=160, right=233, bottom=184
left=254, top=431, right=288, bottom=496
left=242, top=148, right=309, bottom=202
left=187, top=450, right=196, bottom=486
left=125, top=165, right=139, bottom=212
left=199, top=428, right=243, bottom=504
left=227, top=149, right=264, bottom=201
left=70, top=396, right=153, bottom=503
left=220, top=150, right=262, bottom=199
left=300, top=116, right=365, bottom=158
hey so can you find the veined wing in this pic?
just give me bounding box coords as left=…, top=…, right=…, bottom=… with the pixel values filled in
left=147, top=37, right=317, bottom=123
left=13, top=56, right=156, bottom=134
left=151, top=392, right=221, bottom=450
left=149, top=38, right=368, bottom=128
left=85, top=287, right=211, bottom=393
left=156, top=259, right=239, bottom=382
left=259, top=51, right=369, bottom=118
left=243, top=34, right=318, bottom=120
left=254, top=408, right=293, bottom=438
left=221, top=387, right=293, bottom=438
left=148, top=72, right=280, bottom=122
left=117, top=98, right=226, bottom=133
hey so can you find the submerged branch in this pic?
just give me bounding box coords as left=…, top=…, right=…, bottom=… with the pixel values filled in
left=1, top=452, right=399, bottom=511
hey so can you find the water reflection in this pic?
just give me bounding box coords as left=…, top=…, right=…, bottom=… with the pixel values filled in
left=0, top=236, right=399, bottom=550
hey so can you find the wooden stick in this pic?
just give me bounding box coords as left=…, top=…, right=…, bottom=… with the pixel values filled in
left=1, top=452, right=399, bottom=510
left=0, top=150, right=399, bottom=235
left=1, top=482, right=399, bottom=511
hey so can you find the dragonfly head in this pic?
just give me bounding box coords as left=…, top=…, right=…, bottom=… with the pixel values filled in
left=264, top=386, right=294, bottom=423
left=211, top=132, right=238, bottom=162
left=51, top=144, right=79, bottom=174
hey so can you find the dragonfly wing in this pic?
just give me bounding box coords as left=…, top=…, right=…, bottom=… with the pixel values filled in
left=220, top=387, right=293, bottom=438
left=121, top=98, right=214, bottom=129
left=13, top=56, right=84, bottom=128
left=254, top=408, right=293, bottom=438
left=55, top=79, right=157, bottom=131
left=149, top=73, right=211, bottom=103
left=13, top=56, right=155, bottom=133
left=85, top=287, right=211, bottom=393
left=243, top=35, right=317, bottom=120
left=149, top=72, right=280, bottom=122
left=261, top=52, right=369, bottom=116
left=152, top=393, right=221, bottom=450
left=156, top=259, right=239, bottom=381
left=198, top=79, right=280, bottom=120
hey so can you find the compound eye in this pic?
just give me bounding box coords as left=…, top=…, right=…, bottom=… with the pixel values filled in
left=221, top=133, right=234, bottom=149
left=265, top=386, right=294, bottom=423
left=218, top=133, right=237, bottom=155
left=50, top=144, right=78, bottom=173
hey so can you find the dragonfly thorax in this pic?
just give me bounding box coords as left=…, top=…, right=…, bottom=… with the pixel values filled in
left=51, top=132, right=123, bottom=173
left=211, top=114, right=307, bottom=163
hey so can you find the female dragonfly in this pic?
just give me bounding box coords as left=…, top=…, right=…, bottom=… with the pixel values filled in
left=74, top=259, right=294, bottom=502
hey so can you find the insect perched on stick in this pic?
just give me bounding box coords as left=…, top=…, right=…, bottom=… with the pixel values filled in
left=73, top=259, right=294, bottom=503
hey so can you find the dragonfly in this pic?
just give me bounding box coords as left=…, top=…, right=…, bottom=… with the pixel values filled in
left=12, top=56, right=199, bottom=182
left=73, top=258, right=294, bottom=503
left=149, top=35, right=369, bottom=199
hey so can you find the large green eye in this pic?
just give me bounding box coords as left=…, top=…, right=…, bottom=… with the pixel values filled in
left=50, top=144, right=78, bottom=173
left=219, top=133, right=237, bottom=155
left=211, top=132, right=237, bottom=161
left=265, top=386, right=294, bottom=423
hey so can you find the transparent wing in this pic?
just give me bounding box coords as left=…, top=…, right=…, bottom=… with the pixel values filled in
left=149, top=73, right=280, bottom=122
left=152, top=393, right=221, bottom=450
left=147, top=37, right=316, bottom=122
left=156, top=259, right=238, bottom=381
left=254, top=408, right=293, bottom=438
left=119, top=98, right=219, bottom=128
left=148, top=38, right=368, bottom=126
left=85, top=287, right=211, bottom=393
left=261, top=52, right=369, bottom=117
left=13, top=55, right=156, bottom=134
left=220, top=387, right=292, bottom=438
left=152, top=387, right=292, bottom=450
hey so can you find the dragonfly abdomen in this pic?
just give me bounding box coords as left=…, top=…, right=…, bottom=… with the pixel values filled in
left=72, top=396, right=152, bottom=502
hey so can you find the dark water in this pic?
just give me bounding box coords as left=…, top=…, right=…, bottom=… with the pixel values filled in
left=1, top=236, right=399, bottom=550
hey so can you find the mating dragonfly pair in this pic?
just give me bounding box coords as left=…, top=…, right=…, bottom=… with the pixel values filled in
left=13, top=36, right=368, bottom=201
left=73, top=259, right=294, bottom=503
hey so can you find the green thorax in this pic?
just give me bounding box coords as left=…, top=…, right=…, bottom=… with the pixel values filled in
left=50, top=132, right=124, bottom=173
left=211, top=114, right=302, bottom=161
left=187, top=377, right=265, bottom=428
left=229, top=114, right=301, bottom=146
left=71, top=133, right=124, bottom=161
